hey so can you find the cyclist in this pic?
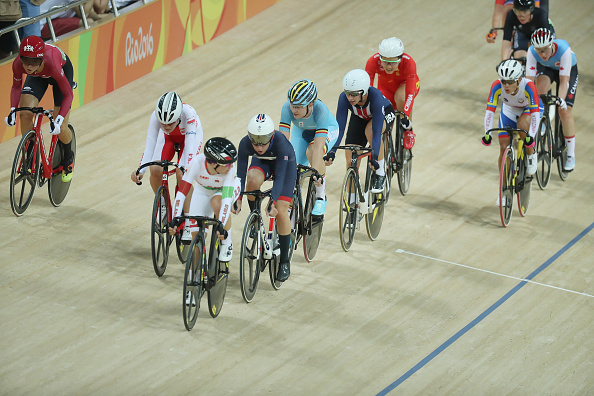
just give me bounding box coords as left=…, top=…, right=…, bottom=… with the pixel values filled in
left=487, top=0, right=549, bottom=43
left=5, top=36, right=76, bottom=182
left=168, top=137, right=239, bottom=305
left=526, top=28, right=578, bottom=171
left=501, top=0, right=553, bottom=61
left=365, top=37, right=418, bottom=150
left=324, top=69, right=396, bottom=194
left=130, top=91, right=204, bottom=241
left=482, top=59, right=539, bottom=206
left=232, top=114, right=297, bottom=282
left=279, top=79, right=339, bottom=216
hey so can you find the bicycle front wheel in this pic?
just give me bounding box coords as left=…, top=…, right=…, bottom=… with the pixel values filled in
left=398, top=148, right=412, bottom=195
left=151, top=186, right=171, bottom=277
left=303, top=180, right=323, bottom=262
left=183, top=234, right=205, bottom=331
left=339, top=168, right=359, bottom=252
left=10, top=130, right=39, bottom=216
left=207, top=237, right=229, bottom=318
left=535, top=118, right=552, bottom=190
left=517, top=155, right=532, bottom=217
left=48, top=125, right=76, bottom=206
left=383, top=132, right=394, bottom=202
left=499, top=147, right=514, bottom=227
left=239, top=211, right=262, bottom=303
left=554, top=121, right=569, bottom=181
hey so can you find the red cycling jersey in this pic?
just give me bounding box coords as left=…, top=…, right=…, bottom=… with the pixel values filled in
left=10, top=44, right=73, bottom=118
left=365, top=52, right=420, bottom=118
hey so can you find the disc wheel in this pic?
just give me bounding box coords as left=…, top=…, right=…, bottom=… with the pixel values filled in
left=535, top=118, right=552, bottom=190
left=183, top=234, right=205, bottom=331
left=365, top=187, right=386, bottom=241
left=151, top=186, right=171, bottom=277
left=207, top=237, right=228, bottom=318
left=10, top=130, right=39, bottom=216
left=239, top=211, right=262, bottom=303
left=499, top=147, right=514, bottom=227
left=383, top=132, right=394, bottom=202
left=303, top=181, right=323, bottom=262
left=398, top=148, right=412, bottom=195
left=339, top=168, right=358, bottom=252
left=48, top=125, right=76, bottom=206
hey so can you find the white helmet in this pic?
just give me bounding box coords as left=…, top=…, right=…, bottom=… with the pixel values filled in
left=497, top=59, right=523, bottom=81
left=531, top=28, right=554, bottom=48
left=247, top=114, right=275, bottom=145
left=342, top=69, right=371, bottom=97
left=155, top=91, right=182, bottom=124
left=378, top=37, right=404, bottom=58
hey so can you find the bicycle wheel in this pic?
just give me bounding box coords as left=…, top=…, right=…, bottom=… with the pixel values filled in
left=239, top=211, right=262, bottom=303
left=339, top=168, right=358, bottom=252
left=207, top=234, right=228, bottom=318
left=10, top=130, right=39, bottom=216
left=151, top=186, right=171, bottom=277
left=517, top=155, right=532, bottom=217
left=535, top=117, right=552, bottom=190
left=398, top=148, right=412, bottom=195
left=383, top=132, right=394, bottom=202
left=554, top=120, right=569, bottom=181
left=499, top=147, right=515, bottom=227
left=268, top=225, right=285, bottom=290
left=303, top=180, right=323, bottom=262
left=183, top=234, right=205, bottom=331
left=48, top=125, right=76, bottom=206
left=365, top=179, right=386, bottom=241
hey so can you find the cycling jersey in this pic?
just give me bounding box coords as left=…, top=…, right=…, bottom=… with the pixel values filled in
left=526, top=39, right=577, bottom=77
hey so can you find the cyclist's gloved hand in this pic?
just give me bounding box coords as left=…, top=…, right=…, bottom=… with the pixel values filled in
left=169, top=216, right=184, bottom=229
left=524, top=136, right=535, bottom=148
left=486, top=29, right=497, bottom=43
left=323, top=151, right=335, bottom=162
left=481, top=134, right=492, bottom=146
left=370, top=159, right=380, bottom=171
left=5, top=108, right=16, bottom=127
left=50, top=115, right=64, bottom=135
left=557, top=97, right=567, bottom=110
left=401, top=117, right=413, bottom=130
left=216, top=223, right=228, bottom=239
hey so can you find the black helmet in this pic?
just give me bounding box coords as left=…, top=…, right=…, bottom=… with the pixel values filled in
left=204, top=137, right=238, bottom=164
left=513, top=0, right=535, bottom=11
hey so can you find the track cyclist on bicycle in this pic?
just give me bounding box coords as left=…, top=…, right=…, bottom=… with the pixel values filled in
left=233, top=114, right=297, bottom=282
left=482, top=59, right=539, bottom=205
left=526, top=28, right=579, bottom=171
left=365, top=37, right=418, bottom=150
left=279, top=79, right=339, bottom=216
left=324, top=69, right=396, bottom=194
left=487, top=0, right=549, bottom=44
left=501, top=0, right=553, bottom=61
left=130, top=91, right=204, bottom=241
left=5, top=36, right=77, bottom=182
left=169, top=137, right=240, bottom=265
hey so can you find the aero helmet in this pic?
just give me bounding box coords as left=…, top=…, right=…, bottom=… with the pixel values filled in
left=247, top=114, right=275, bottom=145
left=498, top=59, right=523, bottom=81
left=531, top=28, right=554, bottom=48
left=378, top=37, right=404, bottom=58
left=204, top=137, right=238, bottom=164
left=155, top=92, right=182, bottom=124
left=342, top=69, right=371, bottom=97
left=288, top=79, right=318, bottom=106
left=19, top=36, right=45, bottom=59
left=513, top=0, right=535, bottom=11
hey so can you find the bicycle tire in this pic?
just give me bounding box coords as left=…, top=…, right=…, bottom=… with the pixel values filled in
left=239, top=211, right=262, bottom=303
left=535, top=117, right=552, bottom=190
left=303, top=178, right=322, bottom=262
left=365, top=176, right=386, bottom=241
left=395, top=126, right=412, bottom=195
left=151, top=186, right=171, bottom=277
left=339, top=168, right=358, bottom=252
left=268, top=223, right=284, bottom=290
left=207, top=236, right=228, bottom=318
left=383, top=131, right=394, bottom=202
left=48, top=125, right=76, bottom=206
left=554, top=119, right=569, bottom=181
left=10, top=130, right=39, bottom=216
left=499, top=147, right=514, bottom=227
left=183, top=234, right=205, bottom=331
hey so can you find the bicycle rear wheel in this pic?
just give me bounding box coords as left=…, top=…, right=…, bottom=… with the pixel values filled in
left=151, top=186, right=171, bottom=277
left=383, top=131, right=394, bottom=202
left=554, top=120, right=569, bottom=181
left=535, top=118, right=552, bottom=190
left=499, top=147, right=514, bottom=227
left=339, top=168, right=358, bottom=252
left=398, top=148, right=412, bottom=195
left=207, top=236, right=228, bottom=318
left=365, top=183, right=386, bottom=241
left=303, top=180, right=323, bottom=262
left=10, top=130, right=39, bottom=216
left=48, top=125, right=76, bottom=206
left=239, top=211, right=262, bottom=303
left=183, top=234, right=205, bottom=331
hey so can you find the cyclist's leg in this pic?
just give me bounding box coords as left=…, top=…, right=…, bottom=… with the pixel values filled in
left=274, top=161, right=296, bottom=281
left=245, top=160, right=268, bottom=212
left=17, top=94, right=39, bottom=136
left=211, top=178, right=241, bottom=261
left=559, top=66, right=578, bottom=169
left=148, top=133, right=170, bottom=193
left=290, top=126, right=309, bottom=166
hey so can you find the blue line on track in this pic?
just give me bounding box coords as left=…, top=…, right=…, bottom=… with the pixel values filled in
left=376, top=221, right=594, bottom=396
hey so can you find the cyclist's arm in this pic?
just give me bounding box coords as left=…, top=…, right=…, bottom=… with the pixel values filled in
left=365, top=55, right=378, bottom=87
left=525, top=49, right=538, bottom=80
left=172, top=154, right=202, bottom=218
left=369, top=90, right=387, bottom=161
left=218, top=166, right=238, bottom=226
left=330, top=93, right=350, bottom=154
left=49, top=52, right=74, bottom=118
left=10, top=60, right=25, bottom=108
left=402, top=56, right=419, bottom=118
left=236, top=136, right=252, bottom=198
left=138, top=114, right=161, bottom=175
left=525, top=81, right=540, bottom=138
left=484, top=80, right=501, bottom=133
left=278, top=102, right=293, bottom=140
left=557, top=49, right=574, bottom=101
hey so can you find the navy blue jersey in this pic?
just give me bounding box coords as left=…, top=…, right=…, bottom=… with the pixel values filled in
left=503, top=7, right=551, bottom=41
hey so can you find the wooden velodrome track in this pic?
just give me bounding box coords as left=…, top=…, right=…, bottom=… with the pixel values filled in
left=1, top=0, right=593, bottom=394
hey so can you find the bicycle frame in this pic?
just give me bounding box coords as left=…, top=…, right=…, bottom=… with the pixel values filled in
left=337, top=145, right=374, bottom=215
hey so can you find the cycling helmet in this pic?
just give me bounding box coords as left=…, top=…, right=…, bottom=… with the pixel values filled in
left=204, top=137, right=238, bottom=164
left=378, top=37, right=404, bottom=58
left=288, top=79, right=318, bottom=106
left=342, top=69, right=371, bottom=97
left=247, top=113, right=275, bottom=145
left=498, top=59, right=523, bottom=81
left=531, top=28, right=554, bottom=48
left=155, top=92, right=182, bottom=124
left=19, top=36, right=45, bottom=59
left=513, top=0, right=535, bottom=11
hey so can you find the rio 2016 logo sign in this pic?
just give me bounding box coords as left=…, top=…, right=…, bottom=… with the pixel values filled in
left=125, top=24, right=154, bottom=66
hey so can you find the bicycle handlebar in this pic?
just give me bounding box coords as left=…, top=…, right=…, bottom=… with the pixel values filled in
left=296, top=164, right=321, bottom=180
left=241, top=189, right=274, bottom=214
left=486, top=127, right=528, bottom=136
left=540, top=94, right=562, bottom=107
left=135, top=161, right=185, bottom=185
left=335, top=145, right=374, bottom=160
left=10, top=106, right=55, bottom=129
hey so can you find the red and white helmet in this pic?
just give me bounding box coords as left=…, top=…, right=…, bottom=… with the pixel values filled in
left=531, top=28, right=554, bottom=48
left=19, top=36, right=45, bottom=59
